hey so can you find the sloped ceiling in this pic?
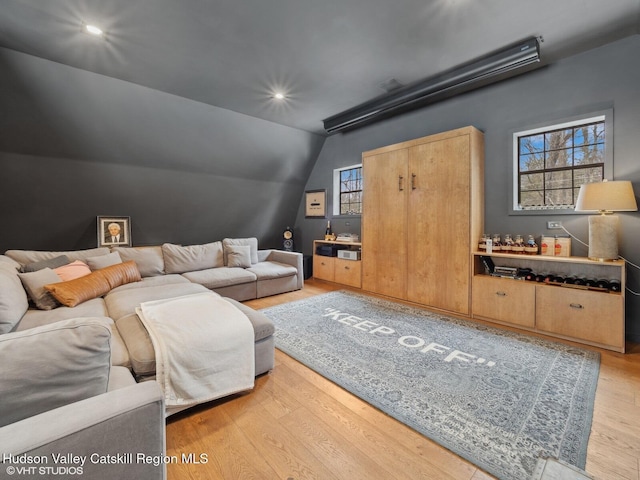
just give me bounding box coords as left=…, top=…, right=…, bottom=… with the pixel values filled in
left=0, top=0, right=639, bottom=135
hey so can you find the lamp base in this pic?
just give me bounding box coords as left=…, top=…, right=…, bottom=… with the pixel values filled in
left=588, top=214, right=619, bottom=262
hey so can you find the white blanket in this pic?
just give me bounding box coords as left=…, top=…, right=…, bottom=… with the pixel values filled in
left=136, top=292, right=255, bottom=415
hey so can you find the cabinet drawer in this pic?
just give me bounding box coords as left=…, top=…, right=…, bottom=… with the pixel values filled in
left=334, top=258, right=361, bottom=288
left=472, top=276, right=535, bottom=328
left=535, top=286, right=624, bottom=348
left=313, top=255, right=335, bottom=282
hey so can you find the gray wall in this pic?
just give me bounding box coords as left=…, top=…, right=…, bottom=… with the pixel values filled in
left=0, top=47, right=324, bottom=251
left=297, top=35, right=640, bottom=342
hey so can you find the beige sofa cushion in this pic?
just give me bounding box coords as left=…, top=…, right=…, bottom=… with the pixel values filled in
left=223, top=238, right=258, bottom=265
left=111, top=246, right=165, bottom=277
left=0, top=317, right=112, bottom=427
left=162, top=242, right=224, bottom=274
left=5, top=248, right=110, bottom=266
left=181, top=267, right=257, bottom=290
left=0, top=261, right=29, bottom=334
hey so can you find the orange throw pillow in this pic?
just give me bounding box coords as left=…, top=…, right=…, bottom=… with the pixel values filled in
left=45, top=261, right=141, bottom=307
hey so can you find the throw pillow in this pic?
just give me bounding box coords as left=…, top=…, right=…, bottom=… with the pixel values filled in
left=0, top=317, right=112, bottom=428
left=45, top=272, right=111, bottom=308
left=18, top=268, right=61, bottom=310
left=226, top=245, right=252, bottom=268
left=44, top=261, right=142, bottom=308
left=98, top=260, right=142, bottom=290
left=21, top=255, right=70, bottom=273
left=54, top=260, right=92, bottom=282
left=162, top=242, right=224, bottom=274
left=222, top=238, right=259, bottom=266
left=86, top=251, right=122, bottom=271
left=0, top=264, right=29, bottom=335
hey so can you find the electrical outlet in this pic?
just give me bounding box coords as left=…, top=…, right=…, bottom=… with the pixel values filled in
left=547, top=221, right=563, bottom=229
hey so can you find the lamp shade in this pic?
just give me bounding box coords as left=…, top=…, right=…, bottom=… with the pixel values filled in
left=575, top=180, right=638, bottom=212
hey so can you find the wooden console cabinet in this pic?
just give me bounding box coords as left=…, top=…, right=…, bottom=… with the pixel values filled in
left=472, top=252, right=626, bottom=352
left=313, top=240, right=362, bottom=288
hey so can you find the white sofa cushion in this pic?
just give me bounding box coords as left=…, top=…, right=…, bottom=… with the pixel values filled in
left=0, top=317, right=112, bottom=427
left=162, top=242, right=224, bottom=274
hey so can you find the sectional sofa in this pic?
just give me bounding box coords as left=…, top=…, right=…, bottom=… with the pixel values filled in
left=0, top=238, right=303, bottom=479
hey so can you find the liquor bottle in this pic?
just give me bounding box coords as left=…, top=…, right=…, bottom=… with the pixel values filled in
left=512, top=235, right=525, bottom=254
left=524, top=235, right=538, bottom=255
left=595, top=279, right=610, bottom=290
left=502, top=234, right=514, bottom=253
left=478, top=233, right=488, bottom=252
left=491, top=234, right=502, bottom=252
left=608, top=279, right=622, bottom=292
left=324, top=221, right=334, bottom=241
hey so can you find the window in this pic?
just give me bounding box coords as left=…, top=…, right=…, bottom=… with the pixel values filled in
left=512, top=112, right=612, bottom=213
left=333, top=164, right=362, bottom=215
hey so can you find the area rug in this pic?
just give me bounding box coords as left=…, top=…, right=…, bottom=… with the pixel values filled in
left=261, top=291, right=600, bottom=480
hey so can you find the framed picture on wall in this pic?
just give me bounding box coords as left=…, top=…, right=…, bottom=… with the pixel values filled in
left=305, top=189, right=326, bottom=218
left=97, top=216, right=131, bottom=247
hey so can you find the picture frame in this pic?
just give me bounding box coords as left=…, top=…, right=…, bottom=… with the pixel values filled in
left=305, top=189, right=327, bottom=218
left=97, top=216, right=131, bottom=247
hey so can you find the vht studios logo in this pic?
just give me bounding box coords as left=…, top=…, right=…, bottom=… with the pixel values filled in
left=322, top=307, right=496, bottom=367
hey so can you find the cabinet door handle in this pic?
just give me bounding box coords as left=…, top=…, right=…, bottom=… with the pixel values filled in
left=398, top=175, right=404, bottom=191
left=496, top=291, right=507, bottom=297
left=344, top=266, right=350, bottom=270
left=570, top=303, right=584, bottom=309
left=411, top=173, right=417, bottom=190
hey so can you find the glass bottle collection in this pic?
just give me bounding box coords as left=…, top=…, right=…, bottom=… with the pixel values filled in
left=478, top=233, right=538, bottom=255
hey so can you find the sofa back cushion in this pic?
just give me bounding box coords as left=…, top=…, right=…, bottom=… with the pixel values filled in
left=5, top=248, right=111, bottom=266
left=0, top=317, right=112, bottom=427
left=162, top=242, right=224, bottom=274
left=112, top=246, right=165, bottom=277
left=0, top=260, right=29, bottom=334
left=223, top=238, right=258, bottom=266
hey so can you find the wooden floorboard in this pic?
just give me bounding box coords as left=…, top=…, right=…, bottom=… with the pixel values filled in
left=166, top=279, right=640, bottom=480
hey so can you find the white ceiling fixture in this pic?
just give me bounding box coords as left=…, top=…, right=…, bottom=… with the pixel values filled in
left=84, top=24, right=104, bottom=36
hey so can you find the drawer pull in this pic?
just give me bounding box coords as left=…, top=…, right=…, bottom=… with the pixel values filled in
left=570, top=303, right=584, bottom=309
left=496, top=291, right=507, bottom=297
left=344, top=266, right=350, bottom=270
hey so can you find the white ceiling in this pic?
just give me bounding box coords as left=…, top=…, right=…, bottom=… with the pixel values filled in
left=1, top=0, right=639, bottom=135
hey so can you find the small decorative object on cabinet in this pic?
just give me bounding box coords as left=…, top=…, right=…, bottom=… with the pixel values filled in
left=471, top=251, right=626, bottom=352
left=313, top=239, right=362, bottom=288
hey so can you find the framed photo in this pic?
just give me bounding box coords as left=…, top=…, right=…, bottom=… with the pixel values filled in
left=97, top=216, right=131, bottom=247
left=305, top=189, right=327, bottom=218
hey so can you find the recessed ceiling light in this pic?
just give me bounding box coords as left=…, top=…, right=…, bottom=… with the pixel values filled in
left=84, top=24, right=104, bottom=36
left=274, top=92, right=285, bottom=100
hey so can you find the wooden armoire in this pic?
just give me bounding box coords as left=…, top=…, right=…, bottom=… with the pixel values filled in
left=361, top=126, right=484, bottom=316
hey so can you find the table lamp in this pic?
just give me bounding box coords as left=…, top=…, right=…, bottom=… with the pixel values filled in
left=574, top=180, right=637, bottom=261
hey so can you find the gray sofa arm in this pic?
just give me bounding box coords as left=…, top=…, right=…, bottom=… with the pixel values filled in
left=259, top=249, right=304, bottom=289
left=0, top=382, right=166, bottom=480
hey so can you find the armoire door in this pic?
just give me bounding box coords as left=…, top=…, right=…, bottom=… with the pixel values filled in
left=362, top=148, right=408, bottom=299
left=407, top=135, right=471, bottom=314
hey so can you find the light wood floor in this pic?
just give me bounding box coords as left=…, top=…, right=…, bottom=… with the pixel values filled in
left=166, top=279, right=640, bottom=480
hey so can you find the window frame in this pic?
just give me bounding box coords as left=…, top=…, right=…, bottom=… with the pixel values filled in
left=332, top=163, right=363, bottom=217
left=510, top=108, right=613, bottom=215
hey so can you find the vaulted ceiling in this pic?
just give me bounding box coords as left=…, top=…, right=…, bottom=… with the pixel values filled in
left=1, top=0, right=639, bottom=135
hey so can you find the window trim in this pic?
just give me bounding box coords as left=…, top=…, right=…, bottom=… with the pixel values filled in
left=510, top=108, right=613, bottom=215
left=332, top=163, right=363, bottom=217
